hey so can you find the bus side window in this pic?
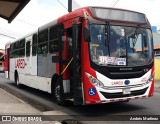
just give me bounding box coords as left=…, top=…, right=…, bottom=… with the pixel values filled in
left=38, top=30, right=48, bottom=54
left=10, top=44, right=14, bottom=58
left=26, top=41, right=31, bottom=57
left=42, top=43, right=48, bottom=54
left=32, top=34, right=37, bottom=56
left=19, top=39, right=25, bottom=57
left=38, top=45, right=43, bottom=54
left=49, top=26, right=61, bottom=53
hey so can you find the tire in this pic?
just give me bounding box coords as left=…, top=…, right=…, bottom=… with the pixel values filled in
left=15, top=72, right=22, bottom=88
left=53, top=78, right=67, bottom=105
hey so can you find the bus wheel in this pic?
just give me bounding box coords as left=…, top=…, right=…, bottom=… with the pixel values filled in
left=15, top=72, right=22, bottom=88
left=54, top=79, right=66, bottom=105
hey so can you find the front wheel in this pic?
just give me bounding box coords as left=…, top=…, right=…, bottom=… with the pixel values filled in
left=53, top=79, right=67, bottom=105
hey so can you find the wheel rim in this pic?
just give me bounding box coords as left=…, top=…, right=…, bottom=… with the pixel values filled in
left=55, top=85, right=61, bottom=101
left=16, top=76, right=19, bottom=86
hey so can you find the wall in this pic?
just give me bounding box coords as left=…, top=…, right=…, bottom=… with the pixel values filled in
left=155, top=58, right=160, bottom=80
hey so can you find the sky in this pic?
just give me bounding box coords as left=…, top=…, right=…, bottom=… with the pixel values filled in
left=0, top=0, right=159, bottom=49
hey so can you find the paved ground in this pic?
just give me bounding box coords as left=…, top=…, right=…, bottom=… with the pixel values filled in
left=0, top=88, right=41, bottom=114
left=155, top=80, right=160, bottom=89
left=0, top=73, right=62, bottom=124
left=0, top=74, right=160, bottom=124
left=0, top=88, right=63, bottom=124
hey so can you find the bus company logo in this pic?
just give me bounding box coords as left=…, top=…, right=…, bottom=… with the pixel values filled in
left=124, top=80, right=130, bottom=85
left=111, top=81, right=123, bottom=85
left=15, top=59, right=25, bottom=69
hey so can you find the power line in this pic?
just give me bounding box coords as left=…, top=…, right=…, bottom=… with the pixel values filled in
left=112, top=0, right=120, bottom=7
left=106, top=0, right=120, bottom=19
left=0, top=28, right=20, bottom=37
left=57, top=0, right=68, bottom=10
left=110, top=0, right=116, bottom=6
left=16, top=19, right=38, bottom=27
left=0, top=33, right=16, bottom=39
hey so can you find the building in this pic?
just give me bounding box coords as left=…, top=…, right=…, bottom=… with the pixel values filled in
left=0, top=0, right=30, bottom=23
left=152, top=26, right=157, bottom=33
left=153, top=32, right=160, bottom=80
left=153, top=33, right=160, bottom=56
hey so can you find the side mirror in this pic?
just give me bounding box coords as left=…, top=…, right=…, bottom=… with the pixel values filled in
left=84, top=26, right=90, bottom=42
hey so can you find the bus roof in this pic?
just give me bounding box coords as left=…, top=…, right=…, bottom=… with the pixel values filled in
left=37, top=6, right=148, bottom=33
left=8, top=6, right=149, bottom=45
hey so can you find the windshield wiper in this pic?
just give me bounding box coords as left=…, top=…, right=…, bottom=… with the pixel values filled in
left=132, top=25, right=141, bottom=47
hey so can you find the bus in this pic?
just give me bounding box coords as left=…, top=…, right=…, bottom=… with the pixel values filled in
left=5, top=43, right=10, bottom=76
left=5, top=6, right=154, bottom=105
left=0, top=49, right=5, bottom=72
left=0, top=61, right=4, bottom=72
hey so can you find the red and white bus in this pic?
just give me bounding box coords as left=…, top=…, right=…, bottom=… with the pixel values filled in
left=5, top=6, right=154, bottom=105
left=0, top=49, right=5, bottom=72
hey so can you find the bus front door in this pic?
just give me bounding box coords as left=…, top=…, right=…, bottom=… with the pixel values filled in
left=5, top=47, right=10, bottom=78
left=70, top=24, right=83, bottom=105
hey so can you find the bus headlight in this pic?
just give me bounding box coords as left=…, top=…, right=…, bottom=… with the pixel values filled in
left=147, top=73, right=154, bottom=84
left=86, top=72, right=104, bottom=88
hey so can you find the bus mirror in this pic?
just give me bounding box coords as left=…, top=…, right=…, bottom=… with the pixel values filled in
left=84, top=26, right=90, bottom=42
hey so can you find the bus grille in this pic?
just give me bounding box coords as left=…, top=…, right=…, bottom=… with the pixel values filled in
left=100, top=87, right=148, bottom=99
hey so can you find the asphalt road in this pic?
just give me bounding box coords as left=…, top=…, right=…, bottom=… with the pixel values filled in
left=0, top=73, right=160, bottom=124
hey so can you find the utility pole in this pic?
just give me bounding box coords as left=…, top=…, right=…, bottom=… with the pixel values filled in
left=68, top=0, right=72, bottom=12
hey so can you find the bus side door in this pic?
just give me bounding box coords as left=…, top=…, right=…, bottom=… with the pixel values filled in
left=25, top=39, right=31, bottom=86
left=71, top=24, right=83, bottom=105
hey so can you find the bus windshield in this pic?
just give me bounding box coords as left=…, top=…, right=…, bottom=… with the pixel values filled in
left=89, top=24, right=153, bottom=66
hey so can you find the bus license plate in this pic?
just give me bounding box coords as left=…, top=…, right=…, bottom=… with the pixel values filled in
left=122, top=89, right=131, bottom=95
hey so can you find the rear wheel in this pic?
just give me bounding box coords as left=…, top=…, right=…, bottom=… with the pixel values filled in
left=53, top=78, right=67, bottom=105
